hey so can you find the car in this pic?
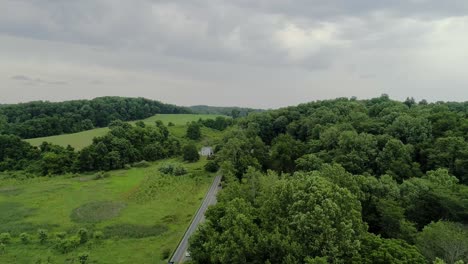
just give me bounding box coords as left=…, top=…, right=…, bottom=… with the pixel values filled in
left=185, top=251, right=191, bottom=257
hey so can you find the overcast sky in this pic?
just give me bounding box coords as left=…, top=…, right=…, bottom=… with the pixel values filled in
left=1, top=0, right=468, bottom=108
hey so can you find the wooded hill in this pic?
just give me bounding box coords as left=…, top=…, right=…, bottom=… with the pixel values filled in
left=0, top=97, right=190, bottom=138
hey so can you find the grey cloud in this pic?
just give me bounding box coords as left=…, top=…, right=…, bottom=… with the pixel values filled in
left=11, top=75, right=67, bottom=85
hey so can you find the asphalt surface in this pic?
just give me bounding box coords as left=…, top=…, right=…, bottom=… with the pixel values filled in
left=169, top=175, right=222, bottom=264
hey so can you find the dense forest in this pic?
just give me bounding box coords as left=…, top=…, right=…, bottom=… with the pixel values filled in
left=190, top=95, right=468, bottom=264
left=0, top=97, right=189, bottom=138
left=189, top=105, right=263, bottom=118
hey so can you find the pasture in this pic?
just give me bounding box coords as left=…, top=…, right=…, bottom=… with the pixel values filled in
left=0, top=158, right=215, bottom=263
left=25, top=114, right=226, bottom=150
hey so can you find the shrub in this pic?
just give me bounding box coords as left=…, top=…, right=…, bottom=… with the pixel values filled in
left=159, top=163, right=174, bottom=174
left=20, top=233, right=30, bottom=244
left=78, top=252, right=90, bottom=264
left=161, top=248, right=171, bottom=260
left=123, top=164, right=131, bottom=170
left=204, top=160, right=220, bottom=172
left=55, top=232, right=67, bottom=239
left=132, top=160, right=150, bottom=168
left=168, top=122, right=175, bottom=127
left=93, top=231, right=104, bottom=240
left=38, top=229, right=48, bottom=244
left=0, top=233, right=11, bottom=244
left=173, top=165, right=188, bottom=176
left=0, top=243, right=5, bottom=254
left=55, top=236, right=80, bottom=254
left=183, top=144, right=200, bottom=162
left=159, top=163, right=187, bottom=176
left=77, top=228, right=89, bottom=244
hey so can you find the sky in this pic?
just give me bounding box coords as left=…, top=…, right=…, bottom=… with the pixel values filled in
left=1, top=0, right=468, bottom=108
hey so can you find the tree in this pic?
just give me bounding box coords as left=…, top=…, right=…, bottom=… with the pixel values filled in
left=417, top=221, right=468, bottom=264
left=186, top=122, right=201, bottom=140
left=183, top=144, right=200, bottom=162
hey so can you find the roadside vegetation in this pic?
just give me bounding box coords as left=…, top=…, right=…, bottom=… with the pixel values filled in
left=190, top=95, right=468, bottom=264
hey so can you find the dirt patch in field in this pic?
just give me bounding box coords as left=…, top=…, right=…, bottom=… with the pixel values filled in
left=70, top=201, right=126, bottom=223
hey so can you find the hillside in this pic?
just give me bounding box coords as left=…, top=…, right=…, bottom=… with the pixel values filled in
left=189, top=105, right=263, bottom=117
left=25, top=114, right=225, bottom=150
left=0, top=97, right=190, bottom=139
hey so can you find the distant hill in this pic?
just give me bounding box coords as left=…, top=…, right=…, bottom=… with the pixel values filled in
left=189, top=105, right=263, bottom=117
left=0, top=96, right=190, bottom=138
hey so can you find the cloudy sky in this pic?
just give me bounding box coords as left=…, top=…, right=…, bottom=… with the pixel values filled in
left=1, top=0, right=468, bottom=108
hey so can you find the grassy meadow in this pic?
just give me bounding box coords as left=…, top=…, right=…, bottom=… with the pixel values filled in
left=25, top=114, right=225, bottom=150
left=0, top=158, right=215, bottom=263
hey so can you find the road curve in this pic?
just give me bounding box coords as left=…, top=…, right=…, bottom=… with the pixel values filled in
left=169, top=175, right=222, bottom=264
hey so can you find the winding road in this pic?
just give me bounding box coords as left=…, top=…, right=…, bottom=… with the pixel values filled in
left=169, top=175, right=222, bottom=264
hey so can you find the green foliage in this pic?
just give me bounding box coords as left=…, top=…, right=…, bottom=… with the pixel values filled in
left=70, top=201, right=126, bottom=223
left=19, top=233, right=30, bottom=244
left=0, top=96, right=189, bottom=138
left=204, top=160, right=220, bottom=172
left=161, top=248, right=171, bottom=260
left=158, top=163, right=187, bottom=176
left=37, top=229, right=48, bottom=244
left=417, top=221, right=468, bottom=264
left=103, top=224, right=168, bottom=238
left=183, top=144, right=200, bottom=162
left=77, top=228, right=89, bottom=244
left=131, top=160, right=150, bottom=168
left=0, top=233, right=11, bottom=244
left=92, top=231, right=103, bottom=240
left=78, top=252, right=89, bottom=264
left=55, top=236, right=80, bottom=254
left=186, top=122, right=202, bottom=140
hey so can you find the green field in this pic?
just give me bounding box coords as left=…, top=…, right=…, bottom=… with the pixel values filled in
left=0, top=158, right=215, bottom=263
left=25, top=114, right=225, bottom=150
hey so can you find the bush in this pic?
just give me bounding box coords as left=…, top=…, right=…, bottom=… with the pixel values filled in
left=159, top=163, right=174, bottom=174
left=38, top=229, right=48, bottom=244
left=161, top=248, right=171, bottom=260
left=55, top=236, right=80, bottom=254
left=0, top=233, right=11, bottom=244
left=132, top=160, right=150, bottom=168
left=20, top=233, right=30, bottom=244
left=123, top=164, right=131, bottom=170
left=183, top=144, right=200, bottom=162
left=159, top=163, right=187, bottom=176
left=77, top=228, right=89, bottom=244
left=93, top=231, right=104, bottom=239
left=168, top=122, right=175, bottom=127
left=0, top=243, right=5, bottom=255
left=55, top=232, right=67, bottom=239
left=204, top=160, right=220, bottom=172
left=78, top=252, right=90, bottom=264
left=173, top=165, right=188, bottom=176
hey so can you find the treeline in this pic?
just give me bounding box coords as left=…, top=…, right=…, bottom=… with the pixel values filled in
left=0, top=120, right=180, bottom=175
left=189, top=105, right=262, bottom=118
left=190, top=95, right=468, bottom=264
left=0, top=97, right=190, bottom=138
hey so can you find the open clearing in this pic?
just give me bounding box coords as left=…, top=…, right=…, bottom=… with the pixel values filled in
left=25, top=114, right=225, bottom=150
left=0, top=158, right=214, bottom=263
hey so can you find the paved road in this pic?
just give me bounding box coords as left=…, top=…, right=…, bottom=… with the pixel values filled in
left=169, top=175, right=222, bottom=264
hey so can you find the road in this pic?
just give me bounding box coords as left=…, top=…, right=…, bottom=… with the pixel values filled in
left=169, top=175, right=222, bottom=264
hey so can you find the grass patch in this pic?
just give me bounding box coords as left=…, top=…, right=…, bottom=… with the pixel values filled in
left=25, top=114, right=225, bottom=150
left=70, top=201, right=126, bottom=223
left=0, top=186, right=22, bottom=196
left=103, top=223, right=168, bottom=238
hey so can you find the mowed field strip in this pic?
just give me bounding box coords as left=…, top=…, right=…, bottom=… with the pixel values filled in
left=25, top=114, right=225, bottom=150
